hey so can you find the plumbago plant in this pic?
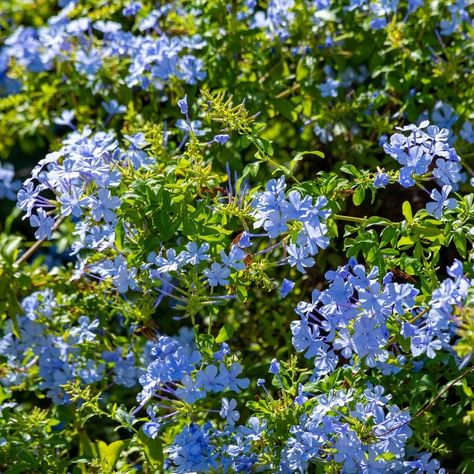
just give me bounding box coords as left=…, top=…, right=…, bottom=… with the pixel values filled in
left=0, top=0, right=473, bottom=164
left=1, top=1, right=474, bottom=473
left=1, top=90, right=474, bottom=473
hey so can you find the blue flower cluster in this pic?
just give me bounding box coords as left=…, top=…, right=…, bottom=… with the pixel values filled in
left=146, top=241, right=245, bottom=291
left=155, top=257, right=467, bottom=472
left=167, top=417, right=264, bottom=473
left=404, top=259, right=471, bottom=360
left=253, top=0, right=295, bottom=40
left=0, top=3, right=206, bottom=97
left=246, top=0, right=474, bottom=42
left=345, top=0, right=423, bottom=29
left=383, top=120, right=465, bottom=218
left=17, top=128, right=125, bottom=241
left=439, top=0, right=473, bottom=36
left=142, top=174, right=330, bottom=302
left=251, top=1, right=436, bottom=39
left=291, top=258, right=472, bottom=380
left=0, top=163, right=20, bottom=200
left=0, top=290, right=141, bottom=404
left=251, top=176, right=331, bottom=274
left=280, top=385, right=424, bottom=472
left=419, top=101, right=474, bottom=145
left=136, top=335, right=250, bottom=441
left=384, top=121, right=463, bottom=190
left=164, top=382, right=444, bottom=472
left=0, top=259, right=460, bottom=470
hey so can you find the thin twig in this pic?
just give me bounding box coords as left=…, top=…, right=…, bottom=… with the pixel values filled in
left=376, top=364, right=474, bottom=439
left=15, top=216, right=65, bottom=266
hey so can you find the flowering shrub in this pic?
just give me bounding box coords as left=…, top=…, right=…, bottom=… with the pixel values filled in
left=1, top=0, right=474, bottom=473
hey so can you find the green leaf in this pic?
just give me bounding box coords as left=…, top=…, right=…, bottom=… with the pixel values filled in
left=1, top=236, right=23, bottom=263
left=4, top=207, right=21, bottom=234
left=402, top=201, right=413, bottom=224
left=115, top=221, right=125, bottom=251
left=138, top=428, right=163, bottom=470
left=352, top=186, right=366, bottom=206
left=236, top=285, right=248, bottom=302
left=412, top=225, right=442, bottom=238
left=372, top=65, right=395, bottom=78
left=78, top=431, right=96, bottom=459
left=340, top=164, right=362, bottom=178
left=292, top=150, right=325, bottom=163
left=380, top=226, right=398, bottom=246
left=454, top=230, right=467, bottom=257
left=461, top=378, right=473, bottom=398
left=97, top=440, right=125, bottom=469
left=296, top=59, right=309, bottom=81
left=242, top=161, right=260, bottom=179
left=216, top=323, right=234, bottom=343
left=380, top=248, right=399, bottom=255
left=397, top=235, right=415, bottom=248
left=256, top=138, right=274, bottom=156
left=272, top=98, right=297, bottom=121
left=364, top=216, right=393, bottom=227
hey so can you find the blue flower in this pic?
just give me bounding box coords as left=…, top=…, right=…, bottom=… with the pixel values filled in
left=319, top=77, right=340, bottom=98
left=433, top=158, right=462, bottom=188
left=219, top=398, right=240, bottom=426
left=143, top=420, right=161, bottom=439
left=460, top=121, right=474, bottom=144
left=447, top=259, right=463, bottom=278
left=220, top=246, right=245, bottom=271
left=294, top=384, right=308, bottom=405
left=175, top=374, right=206, bottom=404
left=88, top=188, right=121, bottom=224
left=108, top=350, right=139, bottom=388
left=75, top=49, right=102, bottom=79
left=30, top=209, right=55, bottom=240
left=280, top=278, right=295, bottom=298
left=373, top=172, right=389, bottom=188
left=410, top=333, right=443, bottom=359
left=195, top=364, right=224, bottom=393
left=312, top=347, right=337, bottom=378
left=123, top=0, right=141, bottom=17
left=59, top=188, right=85, bottom=218
left=178, top=95, right=188, bottom=115
left=426, top=185, right=457, bottom=219
left=235, top=231, right=251, bottom=248
left=179, top=242, right=210, bottom=265
left=102, top=100, right=126, bottom=115
left=269, top=358, right=280, bottom=374
left=216, top=362, right=250, bottom=392
left=214, top=134, right=230, bottom=145
left=432, top=101, right=458, bottom=129
left=53, top=110, right=75, bottom=129
left=69, top=316, right=99, bottom=344
left=204, top=263, right=230, bottom=287
left=440, top=1, right=471, bottom=36
left=0, top=163, right=21, bottom=201
left=177, top=55, right=207, bottom=85
left=153, top=249, right=182, bottom=274
left=314, top=123, right=333, bottom=143
left=408, top=0, right=424, bottom=13
left=287, top=244, right=314, bottom=274
left=101, top=255, right=139, bottom=293
left=176, top=119, right=206, bottom=137
left=168, top=424, right=217, bottom=473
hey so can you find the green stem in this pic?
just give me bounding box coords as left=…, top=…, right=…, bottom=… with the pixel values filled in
left=333, top=214, right=366, bottom=224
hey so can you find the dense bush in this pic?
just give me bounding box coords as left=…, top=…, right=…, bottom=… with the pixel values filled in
left=1, top=1, right=474, bottom=472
